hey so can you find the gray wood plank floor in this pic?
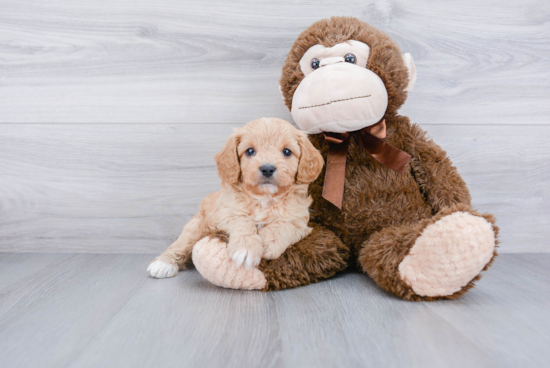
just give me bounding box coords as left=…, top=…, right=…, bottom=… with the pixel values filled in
left=0, top=253, right=548, bottom=368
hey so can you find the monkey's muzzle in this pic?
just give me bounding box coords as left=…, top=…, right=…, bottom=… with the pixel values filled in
left=291, top=62, right=388, bottom=135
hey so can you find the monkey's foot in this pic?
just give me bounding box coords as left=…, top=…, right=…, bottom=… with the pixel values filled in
left=192, top=237, right=267, bottom=290
left=398, top=211, right=496, bottom=297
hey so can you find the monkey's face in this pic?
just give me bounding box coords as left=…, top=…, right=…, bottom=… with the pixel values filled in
left=291, top=40, right=390, bottom=134
left=280, top=17, right=417, bottom=135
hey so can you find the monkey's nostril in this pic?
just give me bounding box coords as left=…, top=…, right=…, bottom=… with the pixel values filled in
left=260, top=164, right=276, bottom=178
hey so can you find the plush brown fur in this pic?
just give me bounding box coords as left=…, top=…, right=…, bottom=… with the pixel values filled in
left=307, top=116, right=472, bottom=256
left=256, top=16, right=498, bottom=300
left=259, top=225, right=350, bottom=291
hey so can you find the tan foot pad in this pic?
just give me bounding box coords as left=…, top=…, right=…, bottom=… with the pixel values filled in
left=398, top=212, right=495, bottom=297
left=192, top=237, right=267, bottom=290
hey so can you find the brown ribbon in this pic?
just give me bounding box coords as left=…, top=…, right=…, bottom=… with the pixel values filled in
left=322, top=119, right=411, bottom=209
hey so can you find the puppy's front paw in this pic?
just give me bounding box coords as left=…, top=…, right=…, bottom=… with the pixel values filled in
left=262, top=243, right=286, bottom=260
left=259, top=227, right=286, bottom=260
left=229, top=235, right=263, bottom=270
left=147, top=260, right=178, bottom=279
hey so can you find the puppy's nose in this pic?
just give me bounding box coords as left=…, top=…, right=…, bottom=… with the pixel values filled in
left=260, top=164, right=276, bottom=178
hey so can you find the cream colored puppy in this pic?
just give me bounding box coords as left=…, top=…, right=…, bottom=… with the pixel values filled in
left=147, top=117, right=324, bottom=278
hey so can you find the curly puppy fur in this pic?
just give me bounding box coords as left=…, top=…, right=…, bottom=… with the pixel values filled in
left=149, top=118, right=324, bottom=276
left=257, top=16, right=498, bottom=300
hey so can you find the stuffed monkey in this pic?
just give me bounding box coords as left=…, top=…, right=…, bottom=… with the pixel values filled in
left=192, top=16, right=498, bottom=301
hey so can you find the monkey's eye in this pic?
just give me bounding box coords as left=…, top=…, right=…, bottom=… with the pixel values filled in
left=245, top=147, right=255, bottom=156
left=311, top=58, right=320, bottom=70
left=282, top=148, right=292, bottom=157
left=344, top=53, right=356, bottom=64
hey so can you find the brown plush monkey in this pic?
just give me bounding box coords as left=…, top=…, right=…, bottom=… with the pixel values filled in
left=192, top=16, right=498, bottom=301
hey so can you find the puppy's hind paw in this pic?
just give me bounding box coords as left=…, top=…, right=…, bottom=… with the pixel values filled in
left=147, top=260, right=178, bottom=279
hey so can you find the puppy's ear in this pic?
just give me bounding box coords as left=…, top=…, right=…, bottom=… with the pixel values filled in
left=296, top=131, right=324, bottom=184
left=215, top=134, right=240, bottom=185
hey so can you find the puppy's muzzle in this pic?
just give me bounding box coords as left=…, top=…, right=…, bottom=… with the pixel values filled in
left=260, top=164, right=276, bottom=178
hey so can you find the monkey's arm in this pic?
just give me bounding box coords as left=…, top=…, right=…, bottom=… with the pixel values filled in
left=407, top=124, right=471, bottom=211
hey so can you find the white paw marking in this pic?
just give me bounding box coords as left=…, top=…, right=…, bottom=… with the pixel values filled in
left=147, top=260, right=178, bottom=279
left=231, top=249, right=261, bottom=270
left=232, top=249, right=247, bottom=268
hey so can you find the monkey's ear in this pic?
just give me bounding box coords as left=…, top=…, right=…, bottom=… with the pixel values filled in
left=215, top=134, right=240, bottom=185
left=296, top=131, right=324, bottom=184
left=278, top=84, right=285, bottom=104
left=403, top=53, right=417, bottom=93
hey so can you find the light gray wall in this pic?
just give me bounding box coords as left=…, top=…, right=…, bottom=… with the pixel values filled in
left=1, top=0, right=548, bottom=253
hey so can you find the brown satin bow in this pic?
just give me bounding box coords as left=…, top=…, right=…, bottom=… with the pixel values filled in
left=322, top=119, right=411, bottom=209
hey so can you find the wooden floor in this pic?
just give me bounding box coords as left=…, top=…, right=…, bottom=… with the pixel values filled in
left=0, top=253, right=548, bottom=368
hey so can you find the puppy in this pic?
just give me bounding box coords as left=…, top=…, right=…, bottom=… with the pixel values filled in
left=147, top=117, right=324, bottom=278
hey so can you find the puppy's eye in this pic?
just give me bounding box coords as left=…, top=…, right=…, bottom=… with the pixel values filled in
left=311, top=58, right=320, bottom=70
left=245, top=147, right=255, bottom=156
left=344, top=53, right=356, bottom=64
left=282, top=148, right=292, bottom=157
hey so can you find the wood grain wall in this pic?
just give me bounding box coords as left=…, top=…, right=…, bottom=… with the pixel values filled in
left=1, top=0, right=548, bottom=253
